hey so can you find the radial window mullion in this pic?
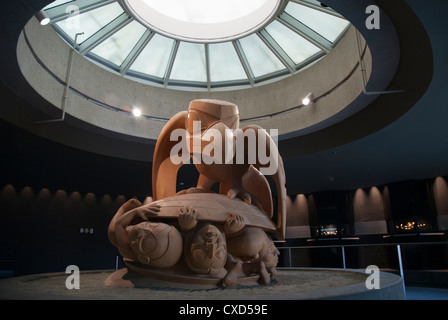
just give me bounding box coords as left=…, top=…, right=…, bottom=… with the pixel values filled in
left=232, top=40, right=255, bottom=86
left=265, top=20, right=321, bottom=65
left=237, top=34, right=286, bottom=79
left=284, top=2, right=350, bottom=43
left=54, top=2, right=125, bottom=46
left=289, top=0, right=345, bottom=19
left=78, top=13, right=133, bottom=55
left=128, top=34, right=175, bottom=80
left=257, top=30, right=296, bottom=74
left=164, top=40, right=180, bottom=86
left=44, top=0, right=74, bottom=10
left=89, top=20, right=146, bottom=67
left=46, top=0, right=350, bottom=90
left=120, top=30, right=154, bottom=75
left=205, top=44, right=211, bottom=90
left=277, top=12, right=332, bottom=53
left=45, top=0, right=115, bottom=23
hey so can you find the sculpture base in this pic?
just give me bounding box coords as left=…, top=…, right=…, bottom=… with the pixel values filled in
left=106, top=258, right=266, bottom=289
left=105, top=267, right=261, bottom=290
left=0, top=268, right=405, bottom=300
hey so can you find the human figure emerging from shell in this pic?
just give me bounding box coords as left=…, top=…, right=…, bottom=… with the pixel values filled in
left=107, top=99, right=286, bottom=288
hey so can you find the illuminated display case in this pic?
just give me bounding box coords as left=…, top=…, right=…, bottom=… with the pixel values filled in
left=393, top=217, right=435, bottom=234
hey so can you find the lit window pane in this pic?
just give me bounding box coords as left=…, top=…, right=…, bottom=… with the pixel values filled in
left=143, top=0, right=270, bottom=24
left=90, top=21, right=147, bottom=66
left=48, top=0, right=350, bottom=90
left=299, top=0, right=324, bottom=5
left=55, top=2, right=124, bottom=44
left=170, top=42, right=207, bottom=82
left=44, top=0, right=74, bottom=10
left=285, top=2, right=349, bottom=42
left=129, top=34, right=174, bottom=78
left=209, top=42, right=247, bottom=82
left=238, top=34, right=285, bottom=78
left=265, top=20, right=321, bottom=65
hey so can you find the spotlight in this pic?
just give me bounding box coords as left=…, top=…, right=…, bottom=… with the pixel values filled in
left=132, top=108, right=142, bottom=117
left=35, top=11, right=51, bottom=26
left=302, top=93, right=314, bottom=106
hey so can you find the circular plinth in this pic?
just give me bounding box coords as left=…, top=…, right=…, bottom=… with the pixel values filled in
left=105, top=266, right=262, bottom=290
left=0, top=268, right=404, bottom=300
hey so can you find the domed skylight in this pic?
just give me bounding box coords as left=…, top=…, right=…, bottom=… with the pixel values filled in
left=42, top=0, right=350, bottom=91
left=124, top=0, right=281, bottom=43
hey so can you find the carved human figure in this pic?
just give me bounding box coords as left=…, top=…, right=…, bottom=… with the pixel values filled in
left=178, top=205, right=277, bottom=285
left=108, top=199, right=183, bottom=268
left=224, top=228, right=280, bottom=286
left=178, top=207, right=226, bottom=276
left=184, top=224, right=227, bottom=275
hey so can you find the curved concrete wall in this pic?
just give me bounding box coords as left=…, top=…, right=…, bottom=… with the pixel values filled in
left=18, top=16, right=371, bottom=140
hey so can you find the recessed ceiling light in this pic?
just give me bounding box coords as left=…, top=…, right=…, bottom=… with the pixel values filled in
left=35, top=11, right=51, bottom=25
left=302, top=93, right=314, bottom=106
left=132, top=108, right=142, bottom=117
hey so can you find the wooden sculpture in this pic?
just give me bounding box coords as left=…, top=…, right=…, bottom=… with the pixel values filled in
left=107, top=99, right=286, bottom=288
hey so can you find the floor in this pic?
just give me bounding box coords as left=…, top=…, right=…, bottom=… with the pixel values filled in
left=2, top=269, right=448, bottom=300
left=405, top=286, right=448, bottom=300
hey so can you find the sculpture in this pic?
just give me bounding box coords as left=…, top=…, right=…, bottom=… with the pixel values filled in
left=107, top=99, right=286, bottom=288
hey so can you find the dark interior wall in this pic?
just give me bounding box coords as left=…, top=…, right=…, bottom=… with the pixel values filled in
left=1, top=116, right=447, bottom=275
left=0, top=118, right=153, bottom=197
left=0, top=185, right=127, bottom=275
left=388, top=180, right=435, bottom=219
left=0, top=118, right=154, bottom=275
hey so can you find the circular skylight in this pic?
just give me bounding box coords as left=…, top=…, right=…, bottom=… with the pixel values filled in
left=42, top=0, right=350, bottom=91
left=142, top=0, right=271, bottom=24
left=123, top=0, right=281, bottom=43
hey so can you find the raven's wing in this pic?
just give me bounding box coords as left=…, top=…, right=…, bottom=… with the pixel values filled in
left=152, top=111, right=188, bottom=201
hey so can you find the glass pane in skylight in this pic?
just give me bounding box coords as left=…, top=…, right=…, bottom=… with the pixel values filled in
left=55, top=2, right=124, bottom=44
left=299, top=0, right=325, bottom=6
left=143, top=0, right=269, bottom=24
left=209, top=42, right=247, bottom=82
left=169, top=42, right=207, bottom=82
left=129, top=34, right=174, bottom=78
left=265, top=20, right=321, bottom=65
left=90, top=21, right=147, bottom=66
left=238, top=34, right=285, bottom=78
left=285, top=2, right=349, bottom=42
left=44, top=0, right=74, bottom=10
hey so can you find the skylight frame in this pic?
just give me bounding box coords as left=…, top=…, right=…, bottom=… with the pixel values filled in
left=43, top=0, right=351, bottom=92
left=121, top=0, right=283, bottom=44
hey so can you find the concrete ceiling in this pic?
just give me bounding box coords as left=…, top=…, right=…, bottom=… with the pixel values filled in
left=1, top=0, right=447, bottom=195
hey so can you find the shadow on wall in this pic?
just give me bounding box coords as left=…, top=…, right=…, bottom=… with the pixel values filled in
left=0, top=184, right=135, bottom=276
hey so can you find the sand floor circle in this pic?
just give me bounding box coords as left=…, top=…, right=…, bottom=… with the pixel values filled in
left=0, top=268, right=404, bottom=300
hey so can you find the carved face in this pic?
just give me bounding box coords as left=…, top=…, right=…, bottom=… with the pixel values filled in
left=128, top=222, right=182, bottom=268
left=263, top=241, right=280, bottom=267
left=186, top=100, right=240, bottom=135
left=186, top=224, right=227, bottom=275
left=186, top=101, right=239, bottom=165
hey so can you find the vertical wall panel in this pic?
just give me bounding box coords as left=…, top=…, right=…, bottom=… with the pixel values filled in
left=352, top=187, right=388, bottom=235
left=433, top=176, right=448, bottom=230
left=286, top=194, right=310, bottom=239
